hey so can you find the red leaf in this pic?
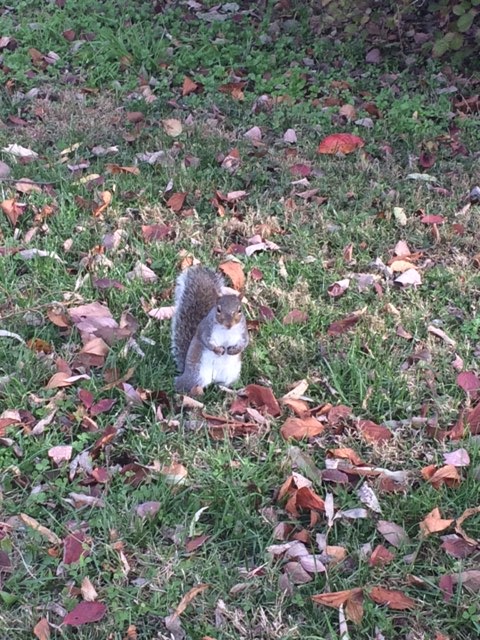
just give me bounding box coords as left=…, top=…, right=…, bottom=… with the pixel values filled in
left=78, top=389, right=94, bottom=410
left=289, top=163, right=311, bottom=177
left=456, top=371, right=480, bottom=397
left=369, top=545, right=395, bottom=567
left=90, top=398, right=116, bottom=416
left=64, top=601, right=107, bottom=625
left=185, top=534, right=210, bottom=552
left=420, top=215, right=445, bottom=224
left=63, top=531, right=89, bottom=565
left=244, top=384, right=281, bottom=417
left=258, top=305, right=275, bottom=321
left=317, top=133, right=365, bottom=155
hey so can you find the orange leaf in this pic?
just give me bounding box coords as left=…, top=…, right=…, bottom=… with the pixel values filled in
left=244, top=384, right=281, bottom=417
left=369, top=586, right=416, bottom=610
left=280, top=417, right=324, bottom=440
left=317, top=133, right=365, bottom=155
left=33, top=617, right=51, bottom=640
left=312, top=588, right=363, bottom=623
left=425, top=464, right=461, bottom=489
left=369, top=545, right=395, bottom=567
left=295, top=486, right=325, bottom=512
left=182, top=76, right=199, bottom=96
left=174, top=583, right=209, bottom=617
left=420, top=507, right=454, bottom=536
left=357, top=419, right=392, bottom=443
left=166, top=191, right=187, bottom=212
left=1, top=198, right=26, bottom=226
left=219, top=261, right=246, bottom=291
left=328, top=447, right=364, bottom=466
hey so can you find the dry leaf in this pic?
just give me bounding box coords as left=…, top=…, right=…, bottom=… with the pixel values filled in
left=455, top=505, right=480, bottom=546
left=219, top=261, right=245, bottom=291
left=428, top=325, right=456, bottom=347
left=20, top=513, right=61, bottom=545
left=420, top=508, right=454, bottom=536
left=312, top=588, right=364, bottom=624
left=317, top=133, right=365, bottom=155
left=280, top=417, right=325, bottom=440
left=33, top=618, right=50, bottom=640
left=162, top=118, right=183, bottom=137
left=369, top=545, right=395, bottom=567
left=81, top=576, right=98, bottom=602
left=48, top=445, right=73, bottom=465
left=166, top=192, right=187, bottom=212
left=182, top=76, right=199, bottom=96
left=369, top=586, right=416, bottom=610
left=395, top=268, right=422, bottom=287
left=377, top=520, right=409, bottom=548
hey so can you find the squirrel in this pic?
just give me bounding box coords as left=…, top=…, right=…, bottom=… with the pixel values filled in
left=171, top=265, right=249, bottom=394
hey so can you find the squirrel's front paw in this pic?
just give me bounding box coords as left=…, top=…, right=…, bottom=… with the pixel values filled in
left=226, top=345, right=242, bottom=355
left=213, top=346, right=225, bottom=355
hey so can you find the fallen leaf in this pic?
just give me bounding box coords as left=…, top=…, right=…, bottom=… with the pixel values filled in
left=81, top=576, right=98, bottom=602
left=20, top=513, right=61, bottom=545
left=441, top=534, right=476, bottom=559
left=327, top=312, right=362, bottom=336
left=289, top=163, right=311, bottom=177
left=244, top=126, right=262, bottom=141
left=328, top=447, right=364, bottom=466
left=328, top=278, right=350, bottom=298
left=393, top=207, right=407, bottom=226
left=280, top=417, right=324, bottom=440
left=451, top=570, right=480, bottom=592
left=312, top=588, right=364, bottom=624
left=366, top=47, right=381, bottom=63
left=63, top=601, right=107, bottom=626
left=166, top=192, right=187, bottom=212
left=395, top=268, right=422, bottom=287
left=244, top=384, right=281, bottom=417
left=427, top=325, right=456, bottom=347
left=283, top=309, right=308, bottom=325
left=1, top=198, right=27, bottom=226
left=443, top=448, right=470, bottom=467
left=357, top=483, right=382, bottom=513
left=162, top=118, right=183, bottom=137
left=126, top=262, right=158, bottom=283
left=421, top=214, right=445, bottom=224
left=423, top=464, right=461, bottom=489
left=456, top=371, right=480, bottom=396
left=317, top=133, right=365, bottom=155
left=357, top=419, right=392, bottom=443
left=182, top=76, right=199, bottom=96
left=173, top=583, right=209, bottom=617
left=148, top=306, right=175, bottom=320
left=141, top=224, right=173, bottom=242
left=369, top=587, right=416, bottom=610
left=219, top=261, right=245, bottom=291
left=63, top=531, right=89, bottom=565
left=2, top=143, right=38, bottom=159
left=377, top=520, right=409, bottom=548
left=33, top=618, right=50, bottom=640
left=283, top=128, right=297, bottom=143
left=420, top=508, right=454, bottom=536
left=160, top=463, right=188, bottom=486
left=48, top=445, right=73, bottom=465
left=369, top=545, right=395, bottom=567
left=284, top=561, right=313, bottom=584
left=455, top=505, right=480, bottom=546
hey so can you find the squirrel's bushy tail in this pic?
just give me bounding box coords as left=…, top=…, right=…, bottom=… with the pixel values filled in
left=171, top=266, right=224, bottom=372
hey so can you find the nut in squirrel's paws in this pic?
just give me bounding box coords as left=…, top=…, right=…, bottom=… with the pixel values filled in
left=213, top=346, right=225, bottom=355
left=227, top=345, right=242, bottom=355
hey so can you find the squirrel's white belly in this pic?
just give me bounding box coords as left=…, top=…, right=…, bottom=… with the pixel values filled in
left=198, top=323, right=244, bottom=387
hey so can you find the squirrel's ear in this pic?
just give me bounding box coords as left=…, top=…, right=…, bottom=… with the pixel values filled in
left=220, top=286, right=239, bottom=296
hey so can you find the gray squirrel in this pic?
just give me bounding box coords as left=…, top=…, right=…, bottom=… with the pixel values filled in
left=171, top=265, right=249, bottom=394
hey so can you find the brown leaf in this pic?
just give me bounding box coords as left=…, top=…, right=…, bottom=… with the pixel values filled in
left=162, top=118, right=183, bottom=137
left=295, top=486, right=325, bottom=512
left=328, top=448, right=363, bottom=465
left=1, top=198, right=26, bottom=226
left=105, top=164, right=140, bottom=175
left=166, top=192, right=187, bottom=212
left=283, top=309, right=308, bottom=325
left=317, top=133, right=365, bottom=155
left=182, top=76, right=199, bottom=96
left=20, top=513, right=61, bottom=545
left=422, top=464, right=461, bottom=489
left=419, top=507, right=453, bottom=536
left=369, top=545, right=395, bottom=567
left=33, top=618, right=50, bottom=640
left=327, top=313, right=361, bottom=336
left=357, top=419, right=392, bottom=443
left=369, top=586, right=416, bottom=610
left=280, top=417, right=324, bottom=440
left=173, top=584, right=209, bottom=618
left=377, top=520, right=409, bottom=548
left=312, top=588, right=364, bottom=623
left=441, top=534, right=475, bottom=559
left=244, top=384, right=281, bottom=417
left=141, top=224, right=173, bottom=242
left=185, top=534, right=210, bottom=553
left=452, top=570, right=480, bottom=592
left=219, top=261, right=245, bottom=291
left=455, top=505, right=480, bottom=546
left=456, top=371, right=480, bottom=397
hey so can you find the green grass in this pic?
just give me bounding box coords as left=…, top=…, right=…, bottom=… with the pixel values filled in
left=1, top=1, right=480, bottom=638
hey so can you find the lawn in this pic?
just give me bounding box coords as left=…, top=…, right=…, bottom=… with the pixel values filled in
left=1, top=1, right=480, bottom=639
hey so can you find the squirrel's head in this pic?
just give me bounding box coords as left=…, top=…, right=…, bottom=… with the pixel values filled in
left=216, top=294, right=242, bottom=329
